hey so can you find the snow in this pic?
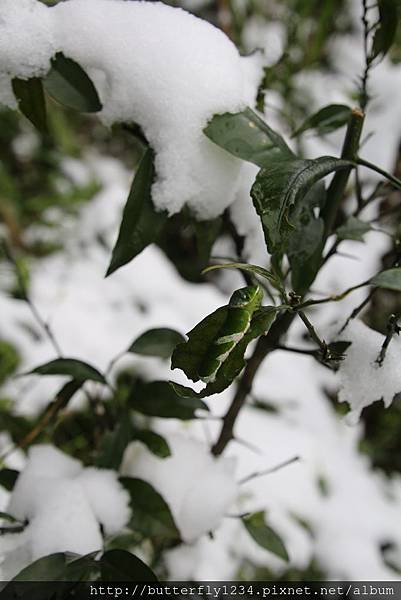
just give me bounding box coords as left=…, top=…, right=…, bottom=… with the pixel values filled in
left=335, top=319, right=401, bottom=424
left=0, top=0, right=264, bottom=220
left=0, top=445, right=130, bottom=579
left=121, top=434, right=238, bottom=543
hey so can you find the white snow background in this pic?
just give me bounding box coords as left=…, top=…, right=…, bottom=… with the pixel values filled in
left=0, top=0, right=401, bottom=581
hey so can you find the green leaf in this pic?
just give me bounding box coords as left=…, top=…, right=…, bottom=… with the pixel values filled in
left=100, top=549, right=157, bottom=582
left=287, top=183, right=326, bottom=293
left=200, top=306, right=279, bottom=397
left=372, top=0, right=399, bottom=61
left=96, top=419, right=135, bottom=469
left=107, top=149, right=168, bottom=276
left=195, top=217, right=222, bottom=266
left=121, top=477, right=179, bottom=541
left=336, top=216, right=372, bottom=242
left=292, top=104, right=351, bottom=137
left=203, top=262, right=284, bottom=293
left=204, top=107, right=294, bottom=167
left=13, top=552, right=97, bottom=581
left=43, top=52, right=101, bottom=112
left=0, top=512, right=21, bottom=523
left=251, top=157, right=352, bottom=255
left=242, top=511, right=289, bottom=561
left=0, top=469, right=19, bottom=491
left=133, top=429, right=171, bottom=458
left=130, top=380, right=208, bottom=419
left=128, top=328, right=185, bottom=359
left=26, top=358, right=106, bottom=384
left=172, top=306, right=228, bottom=383
left=371, top=268, right=401, bottom=291
left=11, top=77, right=48, bottom=133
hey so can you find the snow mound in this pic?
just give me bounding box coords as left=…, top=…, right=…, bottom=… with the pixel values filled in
left=1, top=445, right=130, bottom=578
left=121, top=434, right=238, bottom=543
left=337, top=320, right=401, bottom=423
left=0, top=0, right=263, bottom=219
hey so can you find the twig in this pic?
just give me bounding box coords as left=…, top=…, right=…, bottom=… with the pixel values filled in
left=298, top=311, right=327, bottom=354
left=376, top=314, right=401, bottom=366
left=338, top=288, right=377, bottom=333
left=240, top=456, right=300, bottom=485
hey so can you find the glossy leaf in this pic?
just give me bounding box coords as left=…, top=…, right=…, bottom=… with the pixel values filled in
left=121, top=477, right=179, bottom=541
left=336, top=216, right=372, bottom=242
left=242, top=511, right=289, bottom=561
left=200, top=306, right=279, bottom=397
left=44, top=53, right=101, bottom=112
left=128, top=328, right=185, bottom=359
left=107, top=149, right=168, bottom=276
left=203, top=262, right=283, bottom=293
left=204, top=107, right=294, bottom=167
left=96, top=419, right=134, bottom=469
left=172, top=306, right=228, bottom=383
left=27, top=358, right=106, bottom=384
left=100, top=549, right=157, bottom=582
left=251, top=157, right=351, bottom=254
left=371, top=268, right=401, bottom=291
left=371, top=0, right=398, bottom=60
left=292, top=104, right=351, bottom=137
left=12, top=77, right=48, bottom=133
left=130, top=380, right=208, bottom=419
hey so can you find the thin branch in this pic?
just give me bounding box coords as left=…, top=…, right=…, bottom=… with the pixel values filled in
left=298, top=311, right=327, bottom=353
left=357, top=157, right=401, bottom=191
left=338, top=288, right=377, bottom=333
left=376, top=314, right=401, bottom=366
left=240, top=456, right=300, bottom=485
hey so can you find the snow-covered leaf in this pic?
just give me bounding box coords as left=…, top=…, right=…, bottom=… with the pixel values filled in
left=44, top=53, right=102, bottom=112
left=11, top=77, right=47, bottom=133
left=128, top=328, right=185, bottom=359
left=121, top=477, right=180, bottom=541
left=204, top=107, right=294, bottom=168
left=107, top=149, right=168, bottom=276
left=242, top=511, right=289, bottom=561
left=251, top=157, right=351, bottom=254
left=292, top=104, right=351, bottom=137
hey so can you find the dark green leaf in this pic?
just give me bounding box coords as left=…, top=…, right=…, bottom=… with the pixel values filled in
left=26, top=358, right=106, bottom=384
left=133, top=429, right=171, bottom=458
left=287, top=183, right=326, bottom=293
left=251, top=157, right=351, bottom=254
left=13, top=552, right=97, bottom=581
left=12, top=77, right=48, bottom=133
left=130, top=380, right=208, bottom=419
left=128, top=328, right=185, bottom=359
left=195, top=217, right=222, bottom=266
left=204, top=107, right=294, bottom=167
left=107, top=149, right=168, bottom=276
left=200, top=306, right=279, bottom=397
left=203, top=262, right=283, bottom=293
left=336, top=216, right=372, bottom=242
left=96, top=419, right=135, bottom=469
left=171, top=306, right=228, bottom=383
left=0, top=512, right=21, bottom=523
left=100, top=549, right=157, bottom=582
left=44, top=53, right=101, bottom=112
left=0, top=469, right=19, bottom=491
left=121, top=477, right=179, bottom=541
left=292, top=104, right=351, bottom=137
left=242, top=511, right=289, bottom=561
left=372, top=0, right=399, bottom=60
left=371, top=268, right=401, bottom=291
